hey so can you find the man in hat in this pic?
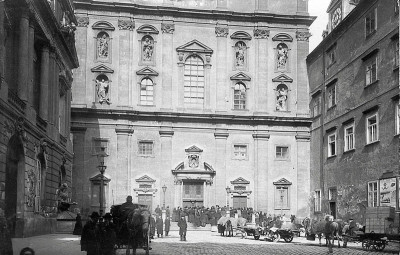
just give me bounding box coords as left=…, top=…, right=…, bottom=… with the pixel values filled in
left=81, top=212, right=100, bottom=255
left=178, top=215, right=187, bottom=241
left=119, top=196, right=135, bottom=222
left=99, top=213, right=116, bottom=255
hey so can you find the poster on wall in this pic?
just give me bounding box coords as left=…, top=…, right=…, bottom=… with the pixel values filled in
left=379, top=178, right=397, bottom=207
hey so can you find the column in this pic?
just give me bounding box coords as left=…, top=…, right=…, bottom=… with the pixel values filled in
left=66, top=90, right=72, bottom=137
left=28, top=23, right=34, bottom=107
left=116, top=128, right=134, bottom=202
left=295, top=31, right=312, bottom=115
left=161, top=23, right=174, bottom=110
left=17, top=10, right=29, bottom=102
left=215, top=26, right=228, bottom=112
left=71, top=127, right=88, bottom=210
left=214, top=131, right=229, bottom=206
left=295, top=134, right=311, bottom=217
left=252, top=133, right=270, bottom=212
left=159, top=129, right=174, bottom=208
left=254, top=28, right=270, bottom=113
left=53, top=61, right=60, bottom=132
left=39, top=46, right=50, bottom=120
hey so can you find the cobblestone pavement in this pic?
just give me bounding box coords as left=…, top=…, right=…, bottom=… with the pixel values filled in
left=13, top=231, right=400, bottom=255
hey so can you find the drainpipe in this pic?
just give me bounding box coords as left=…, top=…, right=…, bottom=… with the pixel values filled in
left=320, top=45, right=326, bottom=213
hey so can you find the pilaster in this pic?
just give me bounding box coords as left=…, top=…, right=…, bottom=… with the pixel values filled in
left=159, top=129, right=174, bottom=208
left=296, top=31, right=311, bottom=115
left=28, top=23, right=34, bottom=107
left=254, top=28, right=270, bottom=113
left=116, top=128, right=134, bottom=201
left=295, top=134, right=311, bottom=217
left=39, top=46, right=50, bottom=121
left=74, top=16, right=89, bottom=105
left=17, top=10, right=30, bottom=102
left=161, top=22, right=174, bottom=110
left=215, top=26, right=229, bottom=112
left=214, top=131, right=229, bottom=206
left=252, top=133, right=270, bottom=211
left=118, top=20, right=132, bottom=107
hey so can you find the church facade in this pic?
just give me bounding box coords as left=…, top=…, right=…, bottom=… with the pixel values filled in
left=71, top=0, right=314, bottom=218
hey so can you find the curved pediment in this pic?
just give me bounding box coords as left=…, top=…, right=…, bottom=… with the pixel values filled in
left=230, top=31, right=252, bottom=40
left=137, top=24, right=159, bottom=34
left=92, top=21, right=115, bottom=31
left=176, top=40, right=213, bottom=54
left=272, top=74, right=293, bottom=83
left=230, top=72, right=251, bottom=81
left=136, top=67, right=159, bottom=76
left=272, top=33, right=293, bottom=42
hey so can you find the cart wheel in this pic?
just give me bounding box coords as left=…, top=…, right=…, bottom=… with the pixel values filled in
left=284, top=236, right=293, bottom=243
left=272, top=233, right=280, bottom=242
left=373, top=242, right=385, bottom=251
left=362, top=240, right=372, bottom=251
left=254, top=235, right=260, bottom=240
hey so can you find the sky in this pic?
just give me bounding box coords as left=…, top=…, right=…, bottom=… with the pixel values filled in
left=308, top=0, right=331, bottom=52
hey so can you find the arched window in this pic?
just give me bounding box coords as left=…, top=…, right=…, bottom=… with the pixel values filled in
left=140, top=78, right=154, bottom=105
left=184, top=55, right=204, bottom=106
left=234, top=82, right=246, bottom=109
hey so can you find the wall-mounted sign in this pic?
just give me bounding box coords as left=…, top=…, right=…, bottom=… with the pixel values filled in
left=379, top=177, right=397, bottom=207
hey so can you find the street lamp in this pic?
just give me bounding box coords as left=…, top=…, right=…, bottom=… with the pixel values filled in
left=225, top=186, right=231, bottom=208
left=162, top=184, right=167, bottom=209
left=97, top=147, right=108, bottom=216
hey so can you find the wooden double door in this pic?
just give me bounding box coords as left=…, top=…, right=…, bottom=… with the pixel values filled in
left=233, top=196, right=247, bottom=209
left=182, top=181, right=204, bottom=207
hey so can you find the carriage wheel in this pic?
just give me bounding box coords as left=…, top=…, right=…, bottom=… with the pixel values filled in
left=373, top=241, right=385, bottom=251
left=254, top=235, right=260, bottom=240
left=271, top=233, right=280, bottom=242
left=284, top=236, right=293, bottom=243
left=362, top=240, right=372, bottom=251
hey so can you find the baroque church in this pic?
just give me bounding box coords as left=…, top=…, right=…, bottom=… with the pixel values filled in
left=71, top=0, right=315, bottom=218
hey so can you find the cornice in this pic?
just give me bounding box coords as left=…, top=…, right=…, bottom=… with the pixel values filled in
left=73, top=1, right=316, bottom=26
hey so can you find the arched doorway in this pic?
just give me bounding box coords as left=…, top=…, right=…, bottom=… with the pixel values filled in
left=5, top=135, right=25, bottom=237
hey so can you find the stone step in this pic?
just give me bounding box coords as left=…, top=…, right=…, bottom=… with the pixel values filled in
left=169, top=221, right=212, bottom=231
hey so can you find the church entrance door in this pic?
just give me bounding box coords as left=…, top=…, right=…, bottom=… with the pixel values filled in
left=182, top=181, right=203, bottom=207
left=233, top=196, right=247, bottom=209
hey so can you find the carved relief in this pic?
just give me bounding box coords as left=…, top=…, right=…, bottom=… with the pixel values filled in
left=118, top=19, right=135, bottom=30
left=76, top=16, right=89, bottom=27
left=95, top=74, right=110, bottom=104
left=4, top=117, right=27, bottom=142
left=188, top=154, right=199, bottom=168
left=254, top=29, right=270, bottom=39
left=276, top=84, right=288, bottom=111
left=97, top=32, right=110, bottom=59
left=215, top=26, right=229, bottom=37
left=276, top=43, right=289, bottom=70
left=296, top=31, right=312, bottom=41
left=26, top=169, right=37, bottom=207
left=161, top=23, right=175, bottom=33
left=235, top=41, right=246, bottom=68
left=142, top=36, right=154, bottom=62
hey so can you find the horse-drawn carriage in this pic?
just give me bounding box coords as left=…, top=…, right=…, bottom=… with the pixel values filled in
left=110, top=203, right=151, bottom=255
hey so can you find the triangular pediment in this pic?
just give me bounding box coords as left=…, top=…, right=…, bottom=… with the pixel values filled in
left=272, top=33, right=293, bottom=42
left=89, top=173, right=111, bottom=182
left=230, top=72, right=251, bottom=81
left=185, top=145, right=203, bottom=153
left=176, top=40, right=213, bottom=54
left=135, top=175, right=156, bottom=183
left=137, top=24, right=159, bottom=34
left=92, top=21, right=115, bottom=31
left=327, top=0, right=341, bottom=12
left=231, top=177, right=250, bottom=185
left=273, top=178, right=292, bottom=185
left=136, top=67, right=159, bottom=76
left=272, top=74, right=293, bottom=83
left=230, top=31, right=252, bottom=40
left=91, top=64, right=114, bottom=73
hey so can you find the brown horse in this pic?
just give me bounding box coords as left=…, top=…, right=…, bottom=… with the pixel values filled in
left=126, top=209, right=150, bottom=255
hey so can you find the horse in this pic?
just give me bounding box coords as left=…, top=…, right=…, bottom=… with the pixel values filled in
left=125, top=208, right=150, bottom=255
left=304, top=215, right=344, bottom=249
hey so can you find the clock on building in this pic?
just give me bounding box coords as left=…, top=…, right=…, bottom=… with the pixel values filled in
left=331, top=7, right=342, bottom=29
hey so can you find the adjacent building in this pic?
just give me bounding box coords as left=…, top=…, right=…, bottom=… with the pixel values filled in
left=0, top=0, right=78, bottom=237
left=307, top=0, right=399, bottom=223
left=71, top=0, right=315, bottom=218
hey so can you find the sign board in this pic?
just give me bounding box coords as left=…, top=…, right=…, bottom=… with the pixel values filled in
left=379, top=177, right=397, bottom=207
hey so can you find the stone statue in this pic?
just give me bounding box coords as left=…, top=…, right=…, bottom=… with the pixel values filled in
left=97, top=33, right=109, bottom=58
left=57, top=183, right=70, bottom=211
left=96, top=78, right=110, bottom=104
left=277, top=43, right=288, bottom=69
left=143, top=37, right=154, bottom=61
left=276, top=86, right=288, bottom=111
left=235, top=42, right=246, bottom=67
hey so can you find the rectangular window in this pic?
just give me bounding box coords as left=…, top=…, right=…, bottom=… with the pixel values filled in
left=328, top=187, right=337, bottom=201
left=275, top=186, right=289, bottom=209
left=366, top=114, right=379, bottom=143
left=394, top=39, right=399, bottom=68
left=327, top=47, right=336, bottom=66
left=368, top=181, right=378, bottom=207
left=312, top=96, right=321, bottom=117
left=365, top=57, right=377, bottom=85
left=276, top=146, right=289, bottom=159
left=233, top=145, right=247, bottom=159
left=365, top=8, right=377, bottom=37
left=327, top=85, right=336, bottom=109
left=396, top=103, right=400, bottom=135
left=314, top=190, right=321, bottom=212
left=138, top=141, right=153, bottom=155
left=328, top=133, right=336, bottom=157
left=344, top=124, right=355, bottom=151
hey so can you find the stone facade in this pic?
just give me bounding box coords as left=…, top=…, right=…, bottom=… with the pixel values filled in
left=0, top=0, right=78, bottom=237
left=307, top=0, right=399, bottom=223
left=71, top=0, right=314, bottom=218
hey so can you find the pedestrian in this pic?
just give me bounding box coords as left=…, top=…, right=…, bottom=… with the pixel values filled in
left=164, top=216, right=170, bottom=236
left=149, top=214, right=156, bottom=239
left=0, top=208, right=13, bottom=255
left=155, top=205, right=162, bottom=216
left=156, top=215, right=163, bottom=238
left=81, top=211, right=100, bottom=255
left=99, top=213, right=116, bottom=255
left=73, top=212, right=83, bottom=235
left=178, top=215, right=187, bottom=241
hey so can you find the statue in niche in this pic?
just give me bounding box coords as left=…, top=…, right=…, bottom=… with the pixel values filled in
left=276, top=43, right=289, bottom=70
left=96, top=77, right=110, bottom=104
left=97, top=33, right=109, bottom=58
left=235, top=41, right=246, bottom=67
left=143, top=37, right=154, bottom=61
left=276, top=85, right=288, bottom=111
left=188, top=154, right=199, bottom=168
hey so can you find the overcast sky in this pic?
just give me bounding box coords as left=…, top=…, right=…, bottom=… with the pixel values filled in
left=309, top=0, right=331, bottom=52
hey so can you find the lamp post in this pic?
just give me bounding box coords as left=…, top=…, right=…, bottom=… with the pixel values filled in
left=97, top=147, right=108, bottom=216
left=162, top=184, right=167, bottom=209
left=225, top=186, right=231, bottom=208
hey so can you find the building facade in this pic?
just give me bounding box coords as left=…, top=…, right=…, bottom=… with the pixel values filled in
left=71, top=0, right=314, bottom=218
left=307, top=0, right=399, bottom=223
left=0, top=0, right=78, bottom=237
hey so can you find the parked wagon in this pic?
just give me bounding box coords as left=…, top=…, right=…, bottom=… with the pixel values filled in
left=242, top=225, right=263, bottom=240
